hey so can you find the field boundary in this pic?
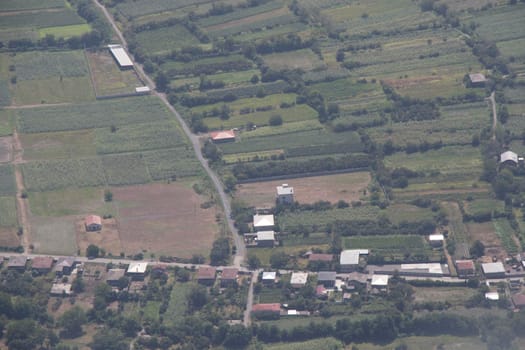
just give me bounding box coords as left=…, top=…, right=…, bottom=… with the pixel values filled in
left=236, top=167, right=369, bottom=184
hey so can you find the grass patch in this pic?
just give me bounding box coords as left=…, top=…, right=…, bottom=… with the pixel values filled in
left=38, top=24, right=91, bottom=38
left=493, top=219, right=519, bottom=254
left=0, top=196, right=17, bottom=227
left=263, top=338, right=344, bottom=350
left=0, top=165, right=16, bottom=196
left=0, top=0, right=65, bottom=11
left=164, top=282, right=192, bottom=326
left=142, top=147, right=202, bottom=180
left=20, top=129, right=96, bottom=160
left=101, top=153, right=151, bottom=186
left=31, top=216, right=77, bottom=255
left=262, top=49, right=326, bottom=71
left=135, top=25, right=198, bottom=55
left=13, top=76, right=95, bottom=104
left=14, top=50, right=89, bottom=81
left=28, top=187, right=112, bottom=217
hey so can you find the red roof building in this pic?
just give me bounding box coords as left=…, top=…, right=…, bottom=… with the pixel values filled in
left=252, top=303, right=280, bottom=313
left=197, top=266, right=217, bottom=285
left=209, top=130, right=235, bottom=143
left=85, top=215, right=102, bottom=232
left=309, top=254, right=334, bottom=262
left=220, top=268, right=238, bottom=287
left=455, top=260, right=475, bottom=277
left=31, top=256, right=54, bottom=273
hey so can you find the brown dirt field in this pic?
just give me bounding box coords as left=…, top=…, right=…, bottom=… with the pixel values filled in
left=465, top=222, right=507, bottom=260
left=0, top=227, right=20, bottom=247
left=113, top=183, right=218, bottom=258
left=206, top=7, right=289, bottom=31
left=235, top=172, right=371, bottom=208
left=384, top=76, right=442, bottom=90
left=0, top=136, right=13, bottom=163
left=76, top=217, right=122, bottom=257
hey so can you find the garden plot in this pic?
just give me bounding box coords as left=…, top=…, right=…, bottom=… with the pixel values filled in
left=135, top=25, right=200, bottom=55
left=31, top=216, right=78, bottom=255
left=76, top=217, right=122, bottom=257
left=20, top=130, right=96, bottom=160
left=262, top=49, right=325, bottom=72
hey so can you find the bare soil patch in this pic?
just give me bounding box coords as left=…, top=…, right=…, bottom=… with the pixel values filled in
left=76, top=217, right=122, bottom=257
left=465, top=222, right=507, bottom=260
left=0, top=136, right=13, bottom=163
left=384, top=76, right=442, bottom=90
left=113, top=182, right=218, bottom=258
left=0, top=227, right=20, bottom=247
left=236, top=172, right=371, bottom=207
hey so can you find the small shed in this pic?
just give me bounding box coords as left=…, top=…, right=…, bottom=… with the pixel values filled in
left=31, top=256, right=54, bottom=274
left=209, top=130, right=236, bottom=143
left=276, top=184, right=294, bottom=204
left=468, top=73, right=487, bottom=87
left=7, top=256, right=27, bottom=271
left=262, top=271, right=276, bottom=284
left=371, top=274, right=390, bottom=290
left=253, top=214, right=274, bottom=231
left=455, top=260, right=475, bottom=277
left=500, top=151, right=518, bottom=166
left=485, top=292, right=500, bottom=301
left=256, top=231, right=275, bottom=248
left=220, top=268, right=239, bottom=287
left=290, top=272, right=308, bottom=288
left=127, top=262, right=148, bottom=280
left=481, top=262, right=506, bottom=279
left=106, top=269, right=126, bottom=287
left=197, top=266, right=217, bottom=285
left=50, top=283, right=72, bottom=296
left=85, top=215, right=102, bottom=232
left=108, top=44, right=133, bottom=69
left=428, top=234, right=444, bottom=247
left=135, top=86, right=151, bottom=95
left=317, top=271, right=336, bottom=288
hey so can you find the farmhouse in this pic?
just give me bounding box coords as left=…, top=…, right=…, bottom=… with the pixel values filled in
left=127, top=262, right=148, bottom=280
left=85, top=215, right=102, bottom=232
left=512, top=294, right=525, bottom=309
left=481, top=262, right=506, bottom=279
left=317, top=271, right=336, bottom=288
left=276, top=184, right=294, bottom=204
left=53, top=257, right=77, bottom=276
left=371, top=274, right=390, bottom=290
left=31, top=256, right=54, bottom=274
left=428, top=234, right=444, bottom=247
left=500, top=151, right=518, bottom=166
left=220, top=268, right=238, bottom=287
left=197, top=266, right=217, bottom=285
left=252, top=303, right=280, bottom=319
left=262, top=271, right=277, bottom=284
left=7, top=256, right=27, bottom=271
left=50, top=283, right=72, bottom=296
left=256, top=231, right=275, bottom=247
left=455, top=259, right=475, bottom=277
left=108, top=44, right=133, bottom=69
left=106, top=269, right=126, bottom=287
left=253, top=214, right=274, bottom=231
left=467, top=73, right=487, bottom=87
left=340, top=249, right=368, bottom=272
left=209, top=130, right=236, bottom=143
left=290, top=272, right=308, bottom=288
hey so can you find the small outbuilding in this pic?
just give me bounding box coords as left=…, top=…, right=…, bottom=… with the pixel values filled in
left=455, top=259, right=475, bottom=277
left=135, top=86, right=151, bottom=95
left=209, top=130, right=236, bottom=143
left=31, top=256, right=54, bottom=274
left=108, top=44, right=133, bottom=69
left=485, top=292, right=500, bottom=301
left=106, top=269, right=126, bottom=287
left=220, top=268, right=238, bottom=288
left=253, top=214, right=274, bottom=231
left=127, top=262, right=148, bottom=280
left=309, top=253, right=333, bottom=262
left=317, top=271, right=336, bottom=288
left=197, top=266, right=217, bottom=285
left=371, top=274, right=390, bottom=290
left=500, top=151, right=518, bottom=166
left=428, top=234, right=444, bottom=247
left=512, top=294, right=525, bottom=309
left=85, top=215, right=102, bottom=232
left=7, top=256, right=27, bottom=271
left=340, top=250, right=368, bottom=272
left=262, top=271, right=277, bottom=284
left=50, top=283, right=72, bottom=296
left=290, top=272, right=308, bottom=288
left=467, top=73, right=487, bottom=87
left=256, top=231, right=275, bottom=247
left=481, top=262, right=506, bottom=279
left=276, top=184, right=294, bottom=204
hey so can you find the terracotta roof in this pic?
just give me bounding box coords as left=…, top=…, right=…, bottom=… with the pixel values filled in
left=252, top=303, right=280, bottom=312
left=309, top=254, right=333, bottom=262
left=53, top=257, right=76, bottom=272
left=456, top=260, right=475, bottom=271
left=316, top=285, right=326, bottom=295
left=469, top=73, right=486, bottom=83
left=221, top=268, right=238, bottom=280
left=209, top=130, right=235, bottom=141
left=197, top=266, right=216, bottom=280
left=85, top=215, right=102, bottom=226
left=512, top=294, right=525, bottom=307
left=31, top=256, right=54, bottom=270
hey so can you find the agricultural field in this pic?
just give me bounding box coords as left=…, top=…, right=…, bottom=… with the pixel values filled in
left=134, top=25, right=200, bottom=55
left=262, top=49, right=326, bottom=72
left=30, top=216, right=78, bottom=255
left=235, top=172, right=371, bottom=207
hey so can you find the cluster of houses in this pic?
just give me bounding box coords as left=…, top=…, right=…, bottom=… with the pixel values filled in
left=195, top=266, right=241, bottom=288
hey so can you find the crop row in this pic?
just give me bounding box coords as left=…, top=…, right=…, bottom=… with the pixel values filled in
left=207, top=14, right=298, bottom=38
left=14, top=50, right=89, bottom=81
left=0, top=9, right=85, bottom=29
left=198, top=1, right=284, bottom=28
left=344, top=234, right=428, bottom=250
left=0, top=0, right=65, bottom=12
left=0, top=196, right=17, bottom=228
left=116, top=0, right=211, bottom=19
left=17, top=96, right=169, bottom=133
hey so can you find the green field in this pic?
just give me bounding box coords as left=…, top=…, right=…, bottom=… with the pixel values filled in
left=493, top=219, right=519, bottom=254
left=0, top=0, right=65, bottom=11
left=262, top=338, right=344, bottom=350
left=101, top=153, right=151, bottom=186
left=0, top=9, right=85, bottom=30
left=20, top=130, right=96, bottom=160
left=134, top=25, right=199, bottom=55
left=31, top=216, right=77, bottom=255
left=0, top=196, right=17, bottom=228
left=262, top=49, right=326, bottom=72
left=344, top=235, right=429, bottom=251
left=39, top=24, right=92, bottom=38
left=0, top=165, right=16, bottom=196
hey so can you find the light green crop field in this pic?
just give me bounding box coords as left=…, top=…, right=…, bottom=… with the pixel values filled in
left=38, top=24, right=91, bottom=38
left=13, top=76, right=95, bottom=104
left=262, top=49, right=326, bottom=71
left=0, top=196, right=17, bottom=228
left=0, top=165, right=17, bottom=196
left=30, top=216, right=77, bottom=255
left=20, top=129, right=96, bottom=160
left=0, top=0, right=65, bottom=12
left=135, top=25, right=199, bottom=55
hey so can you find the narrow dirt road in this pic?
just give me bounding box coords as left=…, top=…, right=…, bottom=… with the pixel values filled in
left=488, top=91, right=497, bottom=140
left=11, top=130, right=30, bottom=253
left=93, top=0, right=245, bottom=268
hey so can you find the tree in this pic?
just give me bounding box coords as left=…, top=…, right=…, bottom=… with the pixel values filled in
left=0, top=292, right=13, bottom=317
left=469, top=240, right=485, bottom=258
left=104, top=190, right=113, bottom=202
left=72, top=276, right=85, bottom=293
left=210, top=237, right=231, bottom=265
left=86, top=244, right=100, bottom=258
left=90, top=329, right=128, bottom=350
left=59, top=306, right=87, bottom=338
left=188, top=286, right=208, bottom=311
left=248, top=254, right=261, bottom=269
left=269, top=114, right=283, bottom=126
left=223, top=325, right=251, bottom=348
left=336, top=49, right=345, bottom=62
left=116, top=276, right=130, bottom=290
left=155, top=72, right=169, bottom=92
left=6, top=319, right=45, bottom=350
left=250, top=74, right=259, bottom=84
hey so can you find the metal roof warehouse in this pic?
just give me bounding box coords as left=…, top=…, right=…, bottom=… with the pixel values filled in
left=108, top=44, right=134, bottom=68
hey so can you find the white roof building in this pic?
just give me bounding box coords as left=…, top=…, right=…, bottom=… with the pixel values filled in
left=262, top=271, right=276, bottom=281
left=51, top=283, right=72, bottom=296
left=400, top=263, right=444, bottom=275
left=290, top=272, right=308, bottom=287
left=469, top=73, right=487, bottom=83
left=485, top=292, right=500, bottom=301
left=340, top=249, right=369, bottom=265
left=135, top=86, right=151, bottom=93
left=429, top=234, right=444, bottom=242
left=108, top=44, right=133, bottom=68
left=127, top=262, right=148, bottom=274
left=257, top=231, right=275, bottom=241
left=481, top=262, right=505, bottom=276
left=253, top=214, right=274, bottom=229
left=276, top=184, right=294, bottom=196
left=371, top=274, right=390, bottom=287
left=500, top=151, right=518, bottom=164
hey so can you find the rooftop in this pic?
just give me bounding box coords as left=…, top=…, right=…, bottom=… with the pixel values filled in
left=485, top=292, right=500, bottom=301
left=127, top=262, right=148, bottom=274
left=455, top=260, right=475, bottom=271
left=53, top=257, right=76, bottom=272
left=481, top=262, right=505, bottom=274
left=209, top=130, right=235, bottom=141
left=512, top=294, right=525, bottom=307
left=340, top=249, right=368, bottom=265
left=107, top=268, right=126, bottom=281
left=500, top=150, right=518, bottom=164
left=256, top=231, right=275, bottom=241
left=429, top=234, right=444, bottom=241
left=371, top=274, right=390, bottom=287
left=253, top=214, right=274, bottom=228
left=31, top=256, right=54, bottom=270
left=469, top=73, right=486, bottom=83
left=276, top=184, right=294, bottom=196
left=108, top=44, right=133, bottom=67
left=317, top=271, right=336, bottom=281
left=252, top=303, right=280, bottom=313
left=85, top=215, right=102, bottom=226
left=309, top=253, right=333, bottom=262
left=8, top=256, right=27, bottom=267
left=262, top=271, right=276, bottom=280
left=290, top=272, right=308, bottom=286
left=221, top=268, right=238, bottom=280
left=197, top=266, right=217, bottom=280
left=51, top=283, right=72, bottom=295
left=135, top=86, right=150, bottom=93
left=400, top=263, right=444, bottom=275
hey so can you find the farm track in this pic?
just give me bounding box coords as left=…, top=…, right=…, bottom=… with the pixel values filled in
left=487, top=91, right=497, bottom=140
left=93, top=0, right=245, bottom=268
left=12, top=130, right=31, bottom=253
left=4, top=102, right=71, bottom=109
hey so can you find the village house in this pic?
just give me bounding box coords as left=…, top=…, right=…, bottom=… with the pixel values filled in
left=276, top=184, right=294, bottom=204
left=53, top=257, right=77, bottom=276
left=290, top=272, right=308, bottom=288
left=428, top=234, right=444, bottom=247
left=197, top=266, right=217, bottom=286
left=455, top=260, right=476, bottom=277
left=106, top=269, right=126, bottom=287
left=500, top=151, right=518, bottom=167
left=340, top=250, right=368, bottom=272
left=220, top=268, right=239, bottom=288
left=7, top=256, right=27, bottom=271
left=50, top=283, right=72, bottom=296
left=126, top=262, right=148, bottom=281
left=482, top=262, right=506, bottom=279
left=256, top=231, right=275, bottom=247
left=261, top=271, right=277, bottom=285
left=85, top=215, right=102, bottom=232
left=251, top=303, right=281, bottom=319
left=467, top=73, right=487, bottom=87
left=317, top=271, right=336, bottom=288
left=31, top=256, right=54, bottom=274
left=209, top=130, right=236, bottom=143
left=371, top=274, right=390, bottom=291
left=253, top=214, right=274, bottom=231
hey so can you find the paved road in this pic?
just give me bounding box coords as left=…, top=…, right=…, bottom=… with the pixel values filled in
left=93, top=0, right=245, bottom=268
